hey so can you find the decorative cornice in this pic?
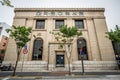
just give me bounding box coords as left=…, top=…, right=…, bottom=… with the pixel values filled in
left=14, top=16, right=105, bottom=19
left=14, top=8, right=105, bottom=12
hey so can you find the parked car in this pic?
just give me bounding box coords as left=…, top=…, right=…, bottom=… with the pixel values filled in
left=0, top=63, right=14, bottom=71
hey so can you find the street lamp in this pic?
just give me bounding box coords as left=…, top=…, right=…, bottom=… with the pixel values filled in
left=79, top=41, right=85, bottom=75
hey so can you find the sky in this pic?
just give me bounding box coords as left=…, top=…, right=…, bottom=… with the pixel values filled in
left=0, top=0, right=120, bottom=30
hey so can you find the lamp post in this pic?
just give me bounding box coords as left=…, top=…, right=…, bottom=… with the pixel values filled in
left=79, top=41, right=85, bottom=75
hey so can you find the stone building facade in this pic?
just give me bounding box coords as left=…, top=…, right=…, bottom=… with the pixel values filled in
left=4, top=8, right=117, bottom=72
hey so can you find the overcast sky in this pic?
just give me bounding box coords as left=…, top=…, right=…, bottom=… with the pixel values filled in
left=0, top=0, right=120, bottom=30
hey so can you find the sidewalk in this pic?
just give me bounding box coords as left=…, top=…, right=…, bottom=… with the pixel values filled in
left=0, top=71, right=120, bottom=80
left=0, top=71, right=120, bottom=77
left=1, top=74, right=120, bottom=80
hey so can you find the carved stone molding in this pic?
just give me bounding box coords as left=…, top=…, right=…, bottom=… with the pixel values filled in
left=15, top=8, right=105, bottom=12
left=37, top=33, right=41, bottom=36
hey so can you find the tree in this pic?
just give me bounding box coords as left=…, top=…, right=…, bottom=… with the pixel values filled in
left=50, top=25, right=82, bottom=75
left=0, top=0, right=13, bottom=7
left=106, top=25, right=120, bottom=55
left=6, top=25, right=32, bottom=76
left=106, top=25, right=120, bottom=42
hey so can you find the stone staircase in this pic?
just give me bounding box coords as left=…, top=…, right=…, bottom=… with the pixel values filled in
left=72, top=61, right=118, bottom=72
left=2, top=61, right=119, bottom=72
left=2, top=61, right=48, bottom=72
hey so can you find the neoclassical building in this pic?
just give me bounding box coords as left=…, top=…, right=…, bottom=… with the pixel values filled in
left=4, top=8, right=117, bottom=72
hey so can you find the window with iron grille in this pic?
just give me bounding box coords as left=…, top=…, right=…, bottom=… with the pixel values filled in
left=75, top=20, right=84, bottom=29
left=55, top=20, right=64, bottom=29
left=36, top=20, right=45, bottom=29
left=77, top=38, right=88, bottom=60
left=32, top=39, right=43, bottom=60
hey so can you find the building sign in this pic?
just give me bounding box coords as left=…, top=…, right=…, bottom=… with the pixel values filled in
left=36, top=11, right=41, bottom=16
left=35, top=11, right=83, bottom=16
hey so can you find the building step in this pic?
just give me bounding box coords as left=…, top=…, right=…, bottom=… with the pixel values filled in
left=48, top=71, right=69, bottom=76
left=72, top=61, right=118, bottom=71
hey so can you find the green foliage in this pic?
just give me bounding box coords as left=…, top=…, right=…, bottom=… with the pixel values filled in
left=50, top=25, right=82, bottom=43
left=6, top=25, right=32, bottom=47
left=0, top=0, right=13, bottom=7
left=106, top=25, right=120, bottom=42
left=6, top=25, right=32, bottom=76
left=60, top=25, right=82, bottom=37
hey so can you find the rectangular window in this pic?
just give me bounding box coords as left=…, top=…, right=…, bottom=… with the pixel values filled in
left=36, top=20, right=45, bottom=29
left=55, top=20, right=64, bottom=29
left=75, top=20, right=84, bottom=29
left=0, top=27, right=2, bottom=35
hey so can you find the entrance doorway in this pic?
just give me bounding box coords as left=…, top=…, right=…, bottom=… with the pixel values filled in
left=56, top=55, right=64, bottom=67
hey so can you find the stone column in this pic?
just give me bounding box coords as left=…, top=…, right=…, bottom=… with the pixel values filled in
left=93, top=18, right=115, bottom=61
left=86, top=18, right=101, bottom=61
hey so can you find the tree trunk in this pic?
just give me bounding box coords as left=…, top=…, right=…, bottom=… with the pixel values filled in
left=12, top=53, right=19, bottom=76
left=12, top=47, right=21, bottom=76
left=68, top=57, right=71, bottom=75
left=65, top=44, right=72, bottom=75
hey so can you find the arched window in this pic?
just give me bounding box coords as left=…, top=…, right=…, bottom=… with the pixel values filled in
left=77, top=38, right=88, bottom=60
left=32, top=38, right=43, bottom=60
